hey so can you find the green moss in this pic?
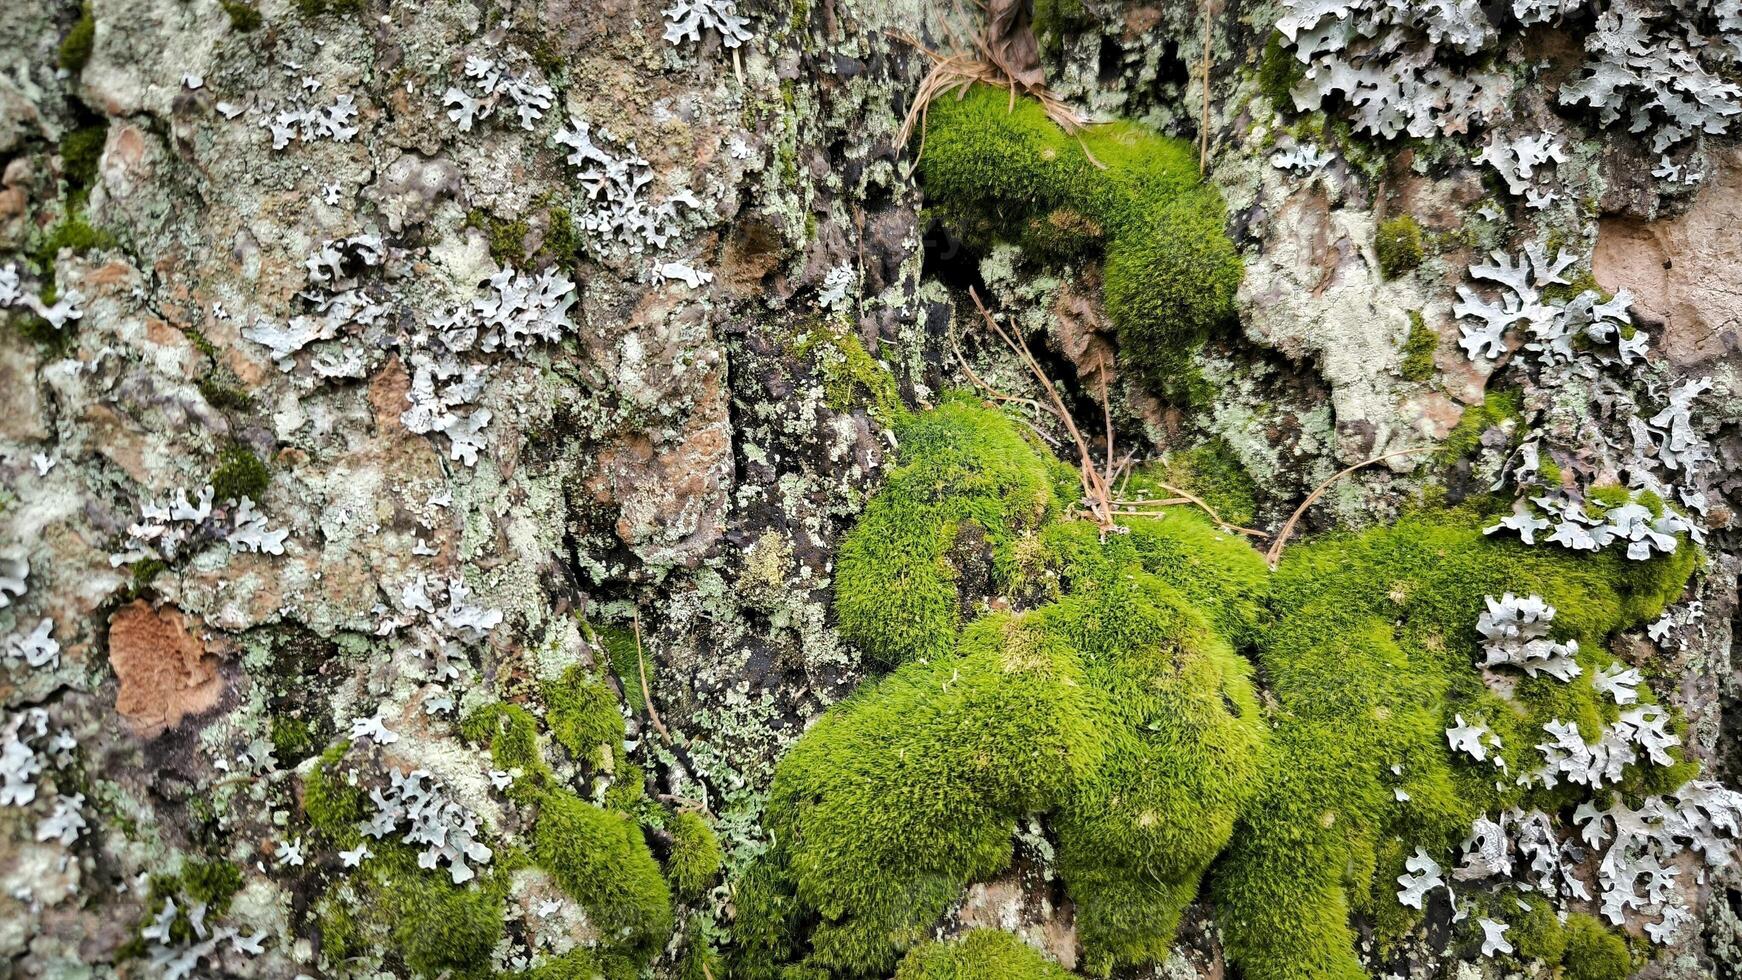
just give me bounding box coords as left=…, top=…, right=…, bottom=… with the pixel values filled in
left=270, top=716, right=315, bottom=765
left=752, top=400, right=1265, bottom=975
left=181, top=859, right=243, bottom=914
left=1030, top=0, right=1085, bottom=58
left=209, top=444, right=269, bottom=502
left=1375, top=214, right=1424, bottom=279
left=315, top=837, right=509, bottom=978
left=1438, top=389, right=1523, bottom=467
left=1258, top=32, right=1306, bottom=111
left=291, top=0, right=364, bottom=17
left=533, top=788, right=673, bottom=962
left=1563, top=913, right=1630, bottom=980
left=461, top=702, right=551, bottom=794
left=1505, top=892, right=1567, bottom=964
left=467, top=208, right=530, bottom=267
left=666, top=810, right=724, bottom=899
left=1400, top=309, right=1436, bottom=381
left=33, top=216, right=116, bottom=272
left=1210, top=510, right=1697, bottom=980
left=198, top=364, right=255, bottom=411
left=301, top=741, right=366, bottom=842
left=219, top=0, right=263, bottom=30
left=894, top=930, right=1072, bottom=979
left=58, top=6, right=95, bottom=72
left=59, top=125, right=106, bottom=206
left=791, top=319, right=904, bottom=425
left=544, top=666, right=624, bottom=770
left=1150, top=438, right=1258, bottom=528
left=833, top=395, right=1060, bottom=667
left=918, top=86, right=1243, bottom=391
left=594, top=624, right=650, bottom=713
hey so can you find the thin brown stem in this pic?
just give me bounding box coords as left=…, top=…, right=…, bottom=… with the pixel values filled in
left=632, top=610, right=670, bottom=742
left=1265, top=447, right=1431, bottom=567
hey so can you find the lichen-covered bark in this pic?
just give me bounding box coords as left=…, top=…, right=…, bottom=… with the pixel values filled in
left=1, top=0, right=1740, bottom=978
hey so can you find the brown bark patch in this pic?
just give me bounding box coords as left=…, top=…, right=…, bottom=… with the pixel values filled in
left=107, top=601, right=223, bottom=736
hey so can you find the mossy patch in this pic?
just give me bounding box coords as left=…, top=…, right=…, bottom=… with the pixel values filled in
left=544, top=666, right=624, bottom=772
left=665, top=810, right=724, bottom=899
left=1438, top=389, right=1523, bottom=467
left=1562, top=912, right=1631, bottom=980
left=737, top=398, right=1697, bottom=980
left=291, top=0, right=365, bottom=17
left=1400, top=309, right=1436, bottom=381
left=791, top=318, right=903, bottom=425
left=745, top=400, right=1266, bottom=976
left=533, top=789, right=674, bottom=963
left=209, top=444, right=269, bottom=502
left=1376, top=214, right=1424, bottom=279
left=1211, top=511, right=1696, bottom=980
left=59, top=125, right=106, bottom=207
left=1258, top=31, right=1306, bottom=111
left=918, top=86, right=1243, bottom=391
left=219, top=0, right=263, bottom=29
left=895, top=930, right=1072, bottom=979
left=1150, top=437, right=1259, bottom=528
left=58, top=5, right=95, bottom=72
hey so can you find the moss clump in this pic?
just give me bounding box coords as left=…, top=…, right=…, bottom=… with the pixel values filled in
left=1562, top=913, right=1630, bottom=980
left=301, top=741, right=367, bottom=842
left=665, top=810, right=724, bottom=900
left=1258, top=32, right=1306, bottom=111
left=1400, top=309, right=1436, bottom=381
left=791, top=319, right=904, bottom=425
left=467, top=208, right=531, bottom=267
left=209, top=444, right=269, bottom=502
left=313, top=835, right=510, bottom=978
left=1505, top=892, right=1568, bottom=964
left=461, top=701, right=551, bottom=797
left=918, top=86, right=1243, bottom=390
left=33, top=216, right=116, bottom=272
left=544, top=666, right=624, bottom=771
left=1210, top=511, right=1697, bottom=980
left=59, top=125, right=106, bottom=207
left=895, top=930, right=1072, bottom=979
left=291, top=0, right=364, bottom=16
left=1438, top=389, right=1523, bottom=467
left=833, top=395, right=1060, bottom=667
left=58, top=6, right=95, bottom=71
left=533, top=789, right=674, bottom=962
left=1151, top=438, right=1258, bottom=528
left=269, top=715, right=315, bottom=765
left=1030, top=0, right=1085, bottom=58
left=219, top=0, right=263, bottom=30
left=745, top=400, right=1265, bottom=976
left=1375, top=214, right=1424, bottom=278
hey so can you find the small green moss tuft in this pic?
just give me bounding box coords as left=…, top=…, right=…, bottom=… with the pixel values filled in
left=665, top=810, right=724, bottom=900
left=791, top=319, right=904, bottom=425
left=1505, top=892, right=1567, bottom=964
left=209, top=444, right=269, bottom=503
left=1562, top=913, right=1630, bottom=980
left=895, top=930, right=1073, bottom=979
left=919, top=86, right=1242, bottom=391
left=180, top=859, right=243, bottom=914
left=532, top=789, right=674, bottom=962
left=544, top=666, right=624, bottom=770
left=461, top=701, right=552, bottom=794
left=58, top=6, right=95, bottom=72
left=219, top=0, right=263, bottom=30
left=291, top=0, right=365, bottom=17
left=33, top=216, right=117, bottom=272
left=833, top=395, right=1060, bottom=667
left=1438, top=389, right=1523, bottom=467
left=1400, top=309, right=1437, bottom=381
left=301, top=741, right=366, bottom=842
left=467, top=208, right=531, bottom=267
left=269, top=716, right=315, bottom=765
left=1030, top=0, right=1085, bottom=58
left=1375, top=214, right=1425, bottom=279
left=59, top=125, right=106, bottom=206
left=1258, top=32, right=1306, bottom=112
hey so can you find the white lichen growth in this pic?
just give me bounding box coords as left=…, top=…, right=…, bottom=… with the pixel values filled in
left=1475, top=593, right=1580, bottom=681
left=363, top=768, right=493, bottom=883
left=443, top=54, right=555, bottom=133
left=662, top=0, right=752, bottom=49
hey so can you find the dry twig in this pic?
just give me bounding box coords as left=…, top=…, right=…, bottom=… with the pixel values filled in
left=1264, top=446, right=1431, bottom=567
left=632, top=610, right=670, bottom=742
